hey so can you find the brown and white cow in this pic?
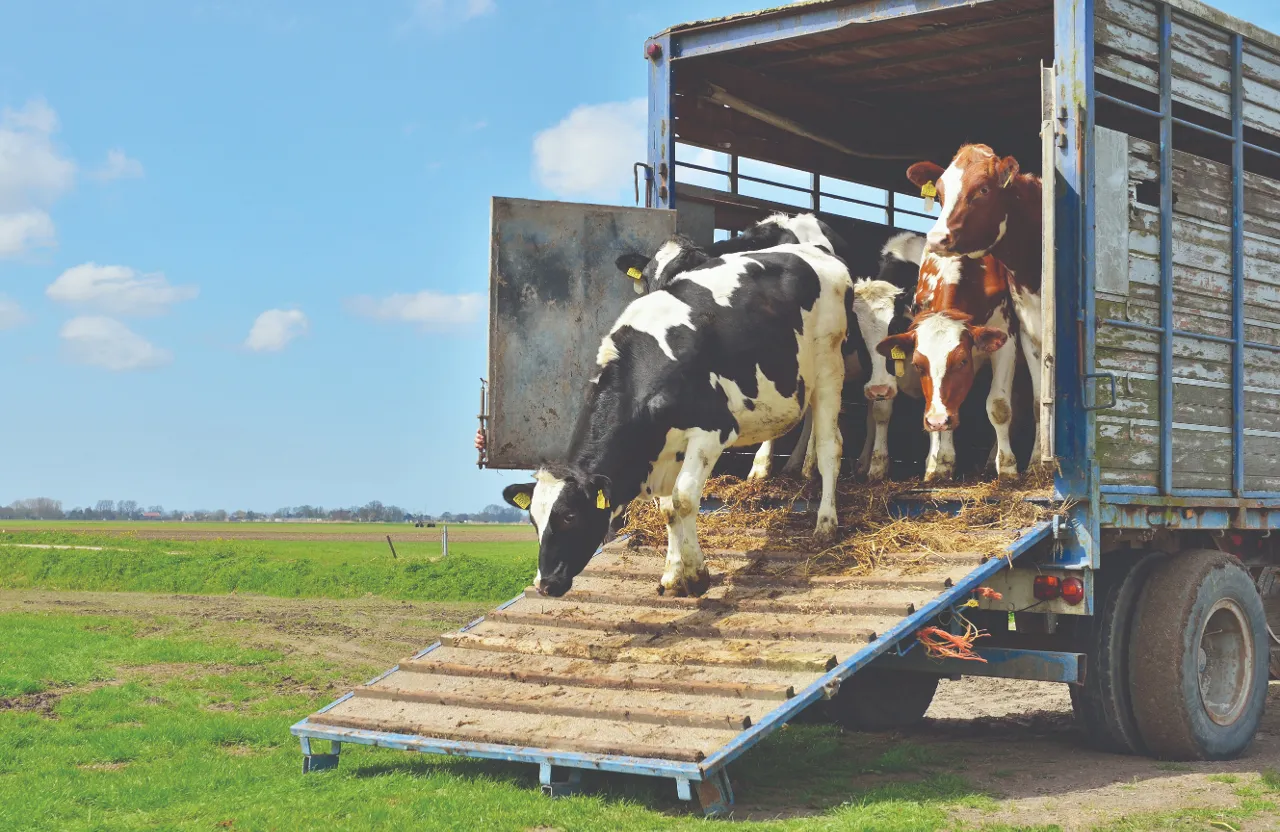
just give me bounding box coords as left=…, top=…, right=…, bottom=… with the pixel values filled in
left=906, top=144, right=1044, bottom=463
left=877, top=251, right=1018, bottom=481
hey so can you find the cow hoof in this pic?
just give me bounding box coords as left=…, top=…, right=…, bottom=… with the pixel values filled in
left=661, top=567, right=711, bottom=598
left=814, top=518, right=839, bottom=548
left=747, top=466, right=770, bottom=483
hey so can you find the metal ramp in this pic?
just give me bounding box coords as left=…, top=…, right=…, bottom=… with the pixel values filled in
left=292, top=520, right=1052, bottom=815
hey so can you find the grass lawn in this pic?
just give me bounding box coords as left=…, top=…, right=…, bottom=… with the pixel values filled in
left=0, top=531, right=536, bottom=603
left=3, top=610, right=1277, bottom=831
left=0, top=520, right=530, bottom=535
left=0, top=610, right=1008, bottom=831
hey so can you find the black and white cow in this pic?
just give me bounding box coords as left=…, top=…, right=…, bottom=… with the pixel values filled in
left=505, top=235, right=853, bottom=598
left=618, top=212, right=876, bottom=482
left=852, top=232, right=927, bottom=480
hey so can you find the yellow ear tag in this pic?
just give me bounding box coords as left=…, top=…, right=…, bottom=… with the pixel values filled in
left=626, top=267, right=643, bottom=281
left=890, top=345, right=907, bottom=378
left=512, top=492, right=531, bottom=510
left=921, top=180, right=937, bottom=212
left=596, top=491, right=611, bottom=510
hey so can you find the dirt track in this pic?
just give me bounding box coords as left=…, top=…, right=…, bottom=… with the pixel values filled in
left=7, top=588, right=1279, bottom=829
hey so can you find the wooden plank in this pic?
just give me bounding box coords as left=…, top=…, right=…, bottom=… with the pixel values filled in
left=1095, top=0, right=1280, bottom=135
left=420, top=645, right=817, bottom=693
left=438, top=627, right=843, bottom=673
left=395, top=658, right=796, bottom=701
left=352, top=686, right=753, bottom=731
left=486, top=604, right=886, bottom=644
left=308, top=712, right=712, bottom=763
left=525, top=582, right=933, bottom=618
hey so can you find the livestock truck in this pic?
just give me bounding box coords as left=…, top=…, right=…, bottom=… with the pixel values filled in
left=295, top=0, right=1280, bottom=815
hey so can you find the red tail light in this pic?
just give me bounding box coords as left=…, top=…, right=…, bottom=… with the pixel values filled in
left=1033, top=575, right=1061, bottom=601
left=1061, top=577, right=1085, bottom=605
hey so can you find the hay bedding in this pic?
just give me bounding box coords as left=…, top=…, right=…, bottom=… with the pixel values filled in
left=617, top=468, right=1059, bottom=579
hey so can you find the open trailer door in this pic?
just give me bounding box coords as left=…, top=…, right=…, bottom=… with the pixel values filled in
left=484, top=198, right=676, bottom=470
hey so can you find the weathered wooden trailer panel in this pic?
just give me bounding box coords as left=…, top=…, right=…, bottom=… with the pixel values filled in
left=1089, top=0, right=1280, bottom=498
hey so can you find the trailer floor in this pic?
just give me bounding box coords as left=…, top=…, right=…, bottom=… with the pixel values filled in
left=293, top=523, right=1051, bottom=814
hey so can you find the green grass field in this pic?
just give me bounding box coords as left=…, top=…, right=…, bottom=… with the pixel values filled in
left=0, top=529, right=536, bottom=603
left=3, top=611, right=1276, bottom=831
left=0, top=520, right=530, bottom=535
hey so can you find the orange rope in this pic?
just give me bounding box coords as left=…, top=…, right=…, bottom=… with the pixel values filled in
left=917, top=616, right=989, bottom=662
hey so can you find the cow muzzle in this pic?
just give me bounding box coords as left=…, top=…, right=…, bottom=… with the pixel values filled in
left=865, top=384, right=895, bottom=402
left=925, top=413, right=954, bottom=431
left=926, top=231, right=954, bottom=254
left=535, top=576, right=572, bottom=597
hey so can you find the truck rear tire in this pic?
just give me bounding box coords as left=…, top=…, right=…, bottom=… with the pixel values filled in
left=1129, top=550, right=1268, bottom=760
left=823, top=668, right=939, bottom=731
left=1070, top=551, right=1167, bottom=754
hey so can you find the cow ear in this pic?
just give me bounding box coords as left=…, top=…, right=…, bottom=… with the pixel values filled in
left=588, top=474, right=613, bottom=511
left=876, top=332, right=915, bottom=359
left=971, top=327, right=1009, bottom=353
left=503, top=483, right=536, bottom=512
left=906, top=162, right=945, bottom=188
left=998, top=156, right=1020, bottom=188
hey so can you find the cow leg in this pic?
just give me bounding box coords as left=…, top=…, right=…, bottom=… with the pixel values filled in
left=1021, top=335, right=1045, bottom=466
left=925, top=430, right=956, bottom=482
left=811, top=352, right=844, bottom=546
left=660, top=430, right=725, bottom=597
left=786, top=413, right=815, bottom=479
left=860, top=399, right=893, bottom=481
left=987, top=337, right=1019, bottom=480
left=748, top=441, right=773, bottom=482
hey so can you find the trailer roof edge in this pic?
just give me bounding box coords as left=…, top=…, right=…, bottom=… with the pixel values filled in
left=650, top=0, right=1280, bottom=57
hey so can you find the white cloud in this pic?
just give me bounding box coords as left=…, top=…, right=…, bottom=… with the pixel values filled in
left=0, top=210, right=55, bottom=256
left=404, top=0, right=494, bottom=31
left=346, top=290, right=484, bottom=331
left=59, top=316, right=172, bottom=371
left=245, top=308, right=308, bottom=352
left=0, top=99, right=76, bottom=257
left=92, top=149, right=144, bottom=181
left=46, top=263, right=198, bottom=317
left=533, top=99, right=646, bottom=202
left=0, top=295, right=27, bottom=330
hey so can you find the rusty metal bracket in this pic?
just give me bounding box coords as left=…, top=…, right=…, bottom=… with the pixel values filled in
left=1082, top=372, right=1117, bottom=411
left=634, top=162, right=654, bottom=207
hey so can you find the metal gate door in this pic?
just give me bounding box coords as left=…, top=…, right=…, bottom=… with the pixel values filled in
left=486, top=198, right=676, bottom=469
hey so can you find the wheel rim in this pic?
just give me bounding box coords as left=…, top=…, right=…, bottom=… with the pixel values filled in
left=1198, top=599, right=1254, bottom=727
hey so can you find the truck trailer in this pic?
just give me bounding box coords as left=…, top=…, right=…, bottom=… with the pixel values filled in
left=295, top=0, right=1280, bottom=815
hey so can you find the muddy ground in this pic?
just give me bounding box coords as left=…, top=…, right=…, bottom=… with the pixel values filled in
left=6, top=589, right=1279, bottom=830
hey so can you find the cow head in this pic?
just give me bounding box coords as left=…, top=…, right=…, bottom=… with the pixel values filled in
left=503, top=467, right=614, bottom=597
left=907, top=145, right=1021, bottom=259
left=877, top=311, right=1008, bottom=431
left=615, top=235, right=708, bottom=294
left=852, top=279, right=903, bottom=402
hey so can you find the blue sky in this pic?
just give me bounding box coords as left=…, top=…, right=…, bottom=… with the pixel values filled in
left=1, top=0, right=1276, bottom=515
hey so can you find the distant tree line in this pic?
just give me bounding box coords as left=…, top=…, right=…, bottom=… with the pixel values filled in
left=0, top=498, right=526, bottom=524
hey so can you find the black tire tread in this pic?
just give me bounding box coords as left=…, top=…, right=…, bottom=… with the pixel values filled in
left=1072, top=551, right=1167, bottom=754
left=1129, top=549, right=1268, bottom=760
left=824, top=668, right=939, bottom=731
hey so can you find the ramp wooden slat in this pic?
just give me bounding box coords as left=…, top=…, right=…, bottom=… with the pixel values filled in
left=403, top=648, right=810, bottom=697
left=394, top=658, right=796, bottom=701
left=355, top=679, right=756, bottom=730
left=300, top=524, right=1047, bottom=774
left=438, top=626, right=843, bottom=672
left=487, top=600, right=889, bottom=642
